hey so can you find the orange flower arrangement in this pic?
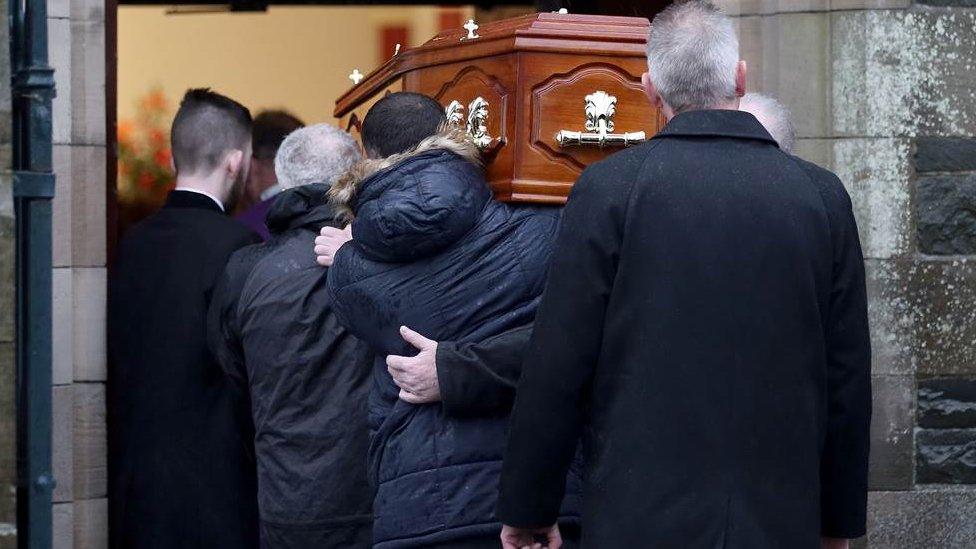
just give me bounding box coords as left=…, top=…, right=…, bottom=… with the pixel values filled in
left=117, top=87, right=176, bottom=230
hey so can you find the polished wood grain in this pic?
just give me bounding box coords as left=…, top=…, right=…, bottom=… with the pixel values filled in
left=335, top=13, right=663, bottom=203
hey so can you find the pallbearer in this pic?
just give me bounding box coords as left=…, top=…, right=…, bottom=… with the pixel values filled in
left=497, top=3, right=871, bottom=548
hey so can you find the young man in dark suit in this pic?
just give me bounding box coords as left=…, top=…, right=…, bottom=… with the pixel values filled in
left=498, top=2, right=871, bottom=548
left=108, top=88, right=260, bottom=548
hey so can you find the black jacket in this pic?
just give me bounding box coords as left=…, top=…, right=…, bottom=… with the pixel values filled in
left=207, top=184, right=375, bottom=548
left=327, top=131, right=580, bottom=547
left=207, top=185, right=542, bottom=548
left=108, top=190, right=260, bottom=549
left=498, top=110, right=872, bottom=548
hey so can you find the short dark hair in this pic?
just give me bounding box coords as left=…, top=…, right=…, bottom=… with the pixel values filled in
left=170, top=88, right=252, bottom=175
left=252, top=110, right=305, bottom=160
left=361, top=92, right=446, bottom=158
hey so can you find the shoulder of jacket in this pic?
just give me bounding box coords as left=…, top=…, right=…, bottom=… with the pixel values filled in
left=786, top=155, right=852, bottom=211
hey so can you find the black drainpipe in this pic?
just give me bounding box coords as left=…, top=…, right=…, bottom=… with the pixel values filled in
left=10, top=0, right=57, bottom=546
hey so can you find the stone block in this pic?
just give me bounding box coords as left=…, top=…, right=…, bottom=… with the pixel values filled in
left=757, top=13, right=830, bottom=139
left=915, top=137, right=976, bottom=174
left=919, top=378, right=976, bottom=429
left=715, top=0, right=764, bottom=16
left=833, top=139, right=914, bottom=259
left=70, top=20, right=106, bottom=146
left=53, top=502, right=74, bottom=549
left=916, top=429, right=976, bottom=484
left=52, top=385, right=74, bottom=503
left=73, top=268, right=107, bottom=381
left=718, top=0, right=830, bottom=16
left=735, top=16, right=764, bottom=94
left=73, top=498, right=107, bottom=549
left=52, top=145, right=73, bottom=268
left=830, top=0, right=910, bottom=8
left=73, top=383, right=107, bottom=499
left=53, top=145, right=107, bottom=267
left=916, top=173, right=976, bottom=255
left=49, top=17, right=72, bottom=145
left=917, top=0, right=976, bottom=5
left=865, top=260, right=916, bottom=375
left=0, top=343, right=15, bottom=525
left=832, top=11, right=976, bottom=138
left=70, top=0, right=106, bottom=23
left=0, top=176, right=12, bottom=343
left=913, top=260, right=976, bottom=376
left=69, top=146, right=107, bottom=267
left=48, top=0, right=70, bottom=19
left=866, top=489, right=976, bottom=547
left=793, top=138, right=833, bottom=171
left=52, top=267, right=74, bottom=385
left=868, top=375, right=915, bottom=490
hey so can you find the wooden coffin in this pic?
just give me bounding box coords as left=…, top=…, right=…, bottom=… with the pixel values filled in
left=335, top=12, right=664, bottom=203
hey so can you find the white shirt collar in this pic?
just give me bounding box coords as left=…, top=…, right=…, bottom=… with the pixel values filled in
left=175, top=186, right=225, bottom=212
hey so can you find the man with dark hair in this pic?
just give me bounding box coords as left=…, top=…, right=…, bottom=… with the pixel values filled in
left=318, top=91, right=582, bottom=548
left=236, top=109, right=305, bottom=239
left=359, top=92, right=445, bottom=158
left=109, top=88, right=260, bottom=549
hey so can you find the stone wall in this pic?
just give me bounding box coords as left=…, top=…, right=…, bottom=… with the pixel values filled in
left=0, top=0, right=15, bottom=542
left=723, top=0, right=976, bottom=544
left=48, top=0, right=109, bottom=547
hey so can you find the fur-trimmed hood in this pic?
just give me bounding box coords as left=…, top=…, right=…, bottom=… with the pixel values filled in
left=328, top=127, right=491, bottom=263
left=328, top=127, right=481, bottom=222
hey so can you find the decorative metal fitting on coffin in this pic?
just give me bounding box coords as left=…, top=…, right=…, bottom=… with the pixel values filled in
left=555, top=90, right=646, bottom=148
left=466, top=97, right=493, bottom=150
left=462, top=19, right=480, bottom=41
left=445, top=100, right=465, bottom=127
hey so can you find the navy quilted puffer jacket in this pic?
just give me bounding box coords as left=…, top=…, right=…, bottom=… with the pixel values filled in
left=327, top=131, right=581, bottom=547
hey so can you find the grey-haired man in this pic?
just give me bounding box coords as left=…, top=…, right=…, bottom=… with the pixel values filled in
left=208, top=124, right=377, bottom=548
left=497, top=2, right=870, bottom=548
left=740, top=92, right=797, bottom=153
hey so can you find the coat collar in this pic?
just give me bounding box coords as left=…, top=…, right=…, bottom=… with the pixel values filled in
left=653, top=109, right=779, bottom=147
left=327, top=126, right=481, bottom=223
left=266, top=183, right=337, bottom=234
left=164, top=189, right=225, bottom=214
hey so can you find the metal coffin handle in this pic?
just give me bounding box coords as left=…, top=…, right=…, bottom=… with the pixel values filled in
left=554, top=90, right=647, bottom=148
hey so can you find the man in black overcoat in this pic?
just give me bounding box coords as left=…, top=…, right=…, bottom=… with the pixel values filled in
left=497, top=2, right=872, bottom=549
left=108, top=88, right=260, bottom=548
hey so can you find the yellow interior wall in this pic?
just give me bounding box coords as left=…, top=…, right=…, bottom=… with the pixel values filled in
left=117, top=5, right=474, bottom=125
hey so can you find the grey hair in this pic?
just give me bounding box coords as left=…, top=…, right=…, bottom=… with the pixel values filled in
left=739, top=93, right=796, bottom=153
left=274, top=123, right=362, bottom=190
left=647, top=1, right=739, bottom=113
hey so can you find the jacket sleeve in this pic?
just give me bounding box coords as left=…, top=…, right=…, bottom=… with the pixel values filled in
left=327, top=243, right=408, bottom=355
left=437, top=324, right=533, bottom=417
left=497, top=160, right=635, bottom=528
left=819, top=175, right=872, bottom=539
left=207, top=253, right=249, bottom=386
left=206, top=250, right=257, bottom=458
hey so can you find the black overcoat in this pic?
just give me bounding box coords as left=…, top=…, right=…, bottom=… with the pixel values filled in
left=498, top=110, right=872, bottom=548
left=108, top=190, right=260, bottom=549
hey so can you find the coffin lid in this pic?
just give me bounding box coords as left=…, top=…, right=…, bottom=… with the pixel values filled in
left=334, top=12, right=651, bottom=118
